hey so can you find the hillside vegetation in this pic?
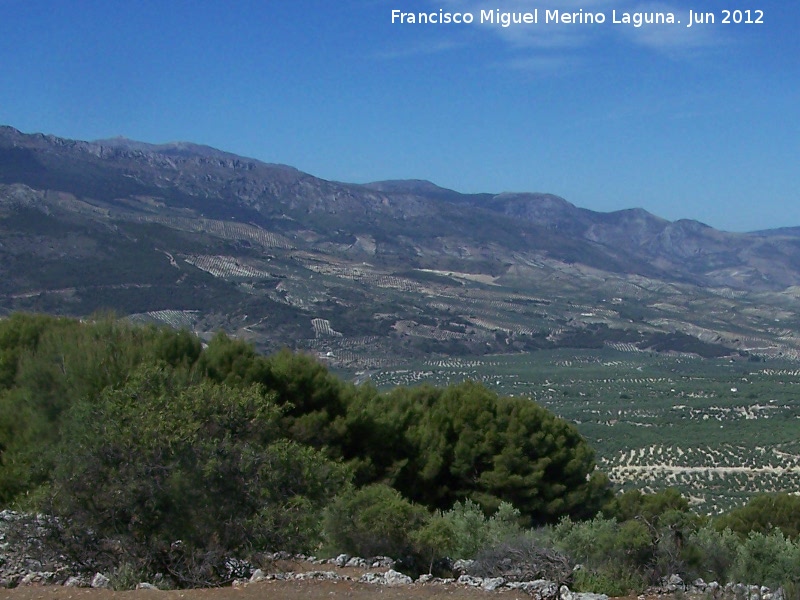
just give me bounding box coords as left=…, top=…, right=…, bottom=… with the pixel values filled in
left=0, top=313, right=798, bottom=594
left=0, top=314, right=606, bottom=583
left=369, top=351, right=800, bottom=514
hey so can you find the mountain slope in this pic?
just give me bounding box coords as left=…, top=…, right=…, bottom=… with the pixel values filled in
left=1, top=126, right=799, bottom=366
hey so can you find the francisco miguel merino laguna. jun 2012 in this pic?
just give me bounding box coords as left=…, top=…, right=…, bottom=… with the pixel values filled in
left=389, top=8, right=761, bottom=28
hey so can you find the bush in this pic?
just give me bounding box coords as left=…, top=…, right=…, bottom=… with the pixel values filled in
left=571, top=565, right=646, bottom=596
left=429, top=499, right=523, bottom=559
left=604, top=488, right=690, bottom=524
left=410, top=515, right=458, bottom=574
left=469, top=536, right=574, bottom=585
left=0, top=314, right=205, bottom=504
left=731, top=531, right=800, bottom=589
left=551, top=516, right=652, bottom=592
left=109, top=563, right=152, bottom=591
left=323, top=483, right=429, bottom=559
left=408, top=499, right=524, bottom=573
left=552, top=516, right=651, bottom=570
left=649, top=508, right=702, bottom=582
left=716, top=494, right=800, bottom=540
left=551, top=503, right=800, bottom=591
left=685, top=525, right=739, bottom=584
left=1, top=314, right=614, bottom=537
left=45, top=363, right=348, bottom=585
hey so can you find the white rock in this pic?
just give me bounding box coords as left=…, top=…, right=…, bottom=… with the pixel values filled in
left=359, top=572, right=385, bottom=584
left=457, top=574, right=484, bottom=587
left=370, top=556, right=395, bottom=569
left=383, top=569, right=413, bottom=586
left=517, top=579, right=557, bottom=599
left=482, top=577, right=506, bottom=591
left=452, top=559, right=474, bottom=573
left=694, top=578, right=707, bottom=589
left=63, top=576, right=84, bottom=587
left=561, top=588, right=608, bottom=600
left=249, top=568, right=267, bottom=583
left=334, top=553, right=350, bottom=567
left=91, top=572, right=111, bottom=589
left=575, top=593, right=609, bottom=600
left=293, top=570, right=342, bottom=581
left=136, top=582, right=159, bottom=590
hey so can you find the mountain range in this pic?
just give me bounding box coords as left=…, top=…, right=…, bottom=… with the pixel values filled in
left=2, top=125, right=799, bottom=368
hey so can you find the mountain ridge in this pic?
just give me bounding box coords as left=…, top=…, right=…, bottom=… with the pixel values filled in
left=1, top=126, right=799, bottom=366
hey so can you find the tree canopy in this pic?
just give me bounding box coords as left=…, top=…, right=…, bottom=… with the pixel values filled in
left=0, top=313, right=798, bottom=592
left=0, top=312, right=609, bottom=580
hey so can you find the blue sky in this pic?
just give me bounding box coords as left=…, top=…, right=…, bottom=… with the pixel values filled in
left=1, top=0, right=798, bottom=231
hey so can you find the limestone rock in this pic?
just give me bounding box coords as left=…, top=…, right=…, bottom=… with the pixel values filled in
left=383, top=569, right=413, bottom=586
left=136, top=582, right=159, bottom=590
left=249, top=568, right=267, bottom=583
left=91, top=572, right=111, bottom=589
left=457, top=574, right=484, bottom=587
left=359, top=572, right=385, bottom=585
left=346, top=557, right=367, bottom=568
left=482, top=577, right=506, bottom=591
left=334, top=553, right=350, bottom=567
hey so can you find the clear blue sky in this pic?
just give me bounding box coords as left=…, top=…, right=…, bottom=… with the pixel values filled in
left=1, top=0, right=798, bottom=231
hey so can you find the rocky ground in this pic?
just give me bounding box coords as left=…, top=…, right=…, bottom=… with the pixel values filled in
left=0, top=511, right=787, bottom=600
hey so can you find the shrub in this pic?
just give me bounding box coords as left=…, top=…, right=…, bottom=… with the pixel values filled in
left=411, top=515, right=458, bottom=574
left=432, top=499, right=523, bottom=559
left=45, top=363, right=348, bottom=585
left=551, top=516, right=652, bottom=592
left=552, top=516, right=651, bottom=569
left=716, top=494, right=800, bottom=540
left=469, top=536, right=574, bottom=585
left=604, top=488, right=690, bottom=524
left=731, top=530, right=800, bottom=589
left=649, top=508, right=702, bottom=582
left=0, top=314, right=205, bottom=504
left=684, top=526, right=739, bottom=584
left=109, top=562, right=151, bottom=591
left=571, top=565, right=646, bottom=597
left=323, top=483, right=429, bottom=559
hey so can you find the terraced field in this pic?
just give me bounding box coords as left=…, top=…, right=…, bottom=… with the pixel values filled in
left=358, top=350, right=800, bottom=514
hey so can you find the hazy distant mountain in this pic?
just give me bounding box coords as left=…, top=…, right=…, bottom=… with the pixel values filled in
left=2, top=125, right=799, bottom=366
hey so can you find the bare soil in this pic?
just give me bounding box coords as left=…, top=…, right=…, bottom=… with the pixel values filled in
left=1, top=561, right=516, bottom=600
left=0, top=561, right=656, bottom=600
left=0, top=580, right=521, bottom=600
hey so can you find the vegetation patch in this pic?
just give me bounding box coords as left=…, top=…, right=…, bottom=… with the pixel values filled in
left=1, top=313, right=799, bottom=593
